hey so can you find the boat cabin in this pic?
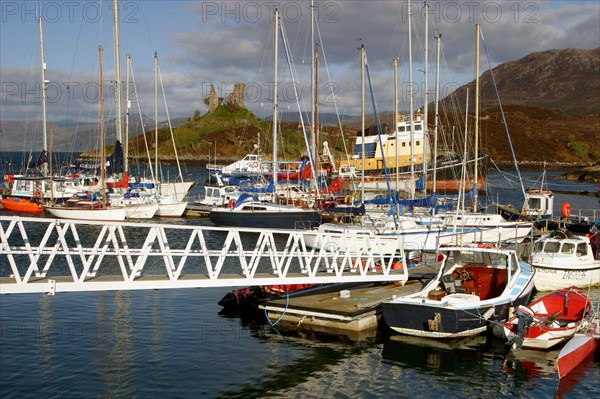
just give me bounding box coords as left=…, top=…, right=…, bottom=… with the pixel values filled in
left=431, top=248, right=518, bottom=301
left=523, top=189, right=554, bottom=219
left=532, top=233, right=598, bottom=264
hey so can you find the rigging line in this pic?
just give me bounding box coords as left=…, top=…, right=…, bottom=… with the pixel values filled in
left=364, top=59, right=397, bottom=230
left=128, top=59, right=155, bottom=182
left=157, top=63, right=184, bottom=181
left=279, top=19, right=320, bottom=197
left=314, top=21, right=351, bottom=168
left=479, top=28, right=527, bottom=203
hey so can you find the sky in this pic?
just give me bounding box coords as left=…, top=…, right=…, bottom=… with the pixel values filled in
left=1, top=0, right=599, bottom=126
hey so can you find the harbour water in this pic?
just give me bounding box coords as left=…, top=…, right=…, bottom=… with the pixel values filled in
left=1, top=166, right=599, bottom=398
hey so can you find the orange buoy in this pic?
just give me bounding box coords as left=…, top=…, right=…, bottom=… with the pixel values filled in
left=228, top=198, right=236, bottom=208
left=561, top=202, right=571, bottom=218
left=392, top=261, right=404, bottom=270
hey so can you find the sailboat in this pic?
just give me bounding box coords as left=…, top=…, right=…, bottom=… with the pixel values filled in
left=209, top=8, right=321, bottom=229
left=45, top=46, right=126, bottom=221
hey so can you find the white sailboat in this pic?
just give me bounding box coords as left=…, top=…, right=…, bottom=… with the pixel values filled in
left=45, top=46, right=126, bottom=222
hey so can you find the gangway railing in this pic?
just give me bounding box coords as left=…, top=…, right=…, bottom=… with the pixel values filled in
left=0, top=216, right=409, bottom=295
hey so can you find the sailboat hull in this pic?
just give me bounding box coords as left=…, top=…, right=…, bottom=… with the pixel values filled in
left=45, top=205, right=126, bottom=221
left=210, top=206, right=321, bottom=230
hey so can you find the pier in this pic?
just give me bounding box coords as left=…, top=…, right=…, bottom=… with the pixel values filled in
left=0, top=216, right=409, bottom=295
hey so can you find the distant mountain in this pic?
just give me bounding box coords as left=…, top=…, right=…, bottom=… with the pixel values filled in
left=448, top=47, right=600, bottom=115
left=0, top=116, right=187, bottom=152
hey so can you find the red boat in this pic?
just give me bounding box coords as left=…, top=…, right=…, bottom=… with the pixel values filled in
left=503, top=287, right=592, bottom=350
left=557, top=312, right=600, bottom=378
left=218, top=284, right=316, bottom=310
left=0, top=197, right=44, bottom=214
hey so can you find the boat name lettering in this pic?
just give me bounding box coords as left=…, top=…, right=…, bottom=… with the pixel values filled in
left=562, top=270, right=587, bottom=280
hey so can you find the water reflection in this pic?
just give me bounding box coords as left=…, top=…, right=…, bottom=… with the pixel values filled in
left=96, top=291, right=134, bottom=398
left=35, top=295, right=55, bottom=385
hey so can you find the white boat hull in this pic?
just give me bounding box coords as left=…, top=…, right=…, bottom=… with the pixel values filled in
left=159, top=181, right=195, bottom=202
left=125, top=203, right=158, bottom=219
left=156, top=200, right=188, bottom=217
left=532, top=264, right=600, bottom=291
left=45, top=206, right=126, bottom=221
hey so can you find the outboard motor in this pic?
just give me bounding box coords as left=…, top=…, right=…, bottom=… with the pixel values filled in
left=511, top=305, right=535, bottom=351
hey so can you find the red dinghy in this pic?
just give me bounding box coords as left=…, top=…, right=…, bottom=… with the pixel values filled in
left=503, top=286, right=592, bottom=350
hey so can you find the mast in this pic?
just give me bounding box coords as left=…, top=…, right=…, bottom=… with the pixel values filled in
left=99, top=45, right=106, bottom=205
left=310, top=0, right=316, bottom=174
left=38, top=15, right=48, bottom=175
left=408, top=0, right=415, bottom=200
left=315, top=43, right=319, bottom=167
left=473, top=23, right=480, bottom=212
left=112, top=0, right=123, bottom=146
left=272, top=8, right=279, bottom=202
left=422, top=1, right=429, bottom=193
left=432, top=33, right=441, bottom=195
left=393, top=57, right=399, bottom=200
left=154, top=52, right=159, bottom=185
left=49, top=124, right=53, bottom=199
left=360, top=44, right=365, bottom=204
left=124, top=53, right=130, bottom=172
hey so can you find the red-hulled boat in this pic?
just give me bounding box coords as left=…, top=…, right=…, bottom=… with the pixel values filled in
left=503, top=287, right=592, bottom=351
left=0, top=197, right=44, bottom=214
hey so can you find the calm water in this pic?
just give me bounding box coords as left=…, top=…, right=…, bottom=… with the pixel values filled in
left=1, top=166, right=599, bottom=398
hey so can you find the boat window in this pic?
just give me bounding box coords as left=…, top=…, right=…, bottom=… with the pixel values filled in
left=544, top=241, right=560, bottom=254
left=402, top=142, right=406, bottom=147
left=354, top=143, right=377, bottom=158
left=561, top=243, right=575, bottom=254
left=398, top=126, right=406, bottom=132
left=533, top=241, right=544, bottom=253
left=576, top=243, right=588, bottom=257
left=527, top=197, right=541, bottom=209
left=416, top=140, right=420, bottom=146
left=415, top=124, right=422, bottom=131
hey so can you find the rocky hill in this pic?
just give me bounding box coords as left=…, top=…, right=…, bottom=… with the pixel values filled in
left=451, top=47, right=600, bottom=115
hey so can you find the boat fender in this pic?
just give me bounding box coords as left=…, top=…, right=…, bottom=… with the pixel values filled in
left=561, top=202, right=571, bottom=218
left=392, top=261, right=403, bottom=270
left=6, top=174, right=13, bottom=183
left=228, top=198, right=236, bottom=208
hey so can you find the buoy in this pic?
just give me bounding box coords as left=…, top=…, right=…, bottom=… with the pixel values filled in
left=561, top=202, right=571, bottom=218
left=392, top=261, right=404, bottom=270
left=228, top=198, right=236, bottom=208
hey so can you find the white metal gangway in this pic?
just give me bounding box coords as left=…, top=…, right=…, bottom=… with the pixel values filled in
left=0, top=216, right=409, bottom=295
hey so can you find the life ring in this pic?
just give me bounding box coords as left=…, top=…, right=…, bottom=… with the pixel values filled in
left=250, top=161, right=259, bottom=168
left=561, top=202, right=571, bottom=218
left=228, top=198, right=236, bottom=208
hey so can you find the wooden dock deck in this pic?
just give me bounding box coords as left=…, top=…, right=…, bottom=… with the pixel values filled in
left=261, top=263, right=440, bottom=340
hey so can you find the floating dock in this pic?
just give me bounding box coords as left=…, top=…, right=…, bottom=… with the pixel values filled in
left=261, top=263, right=440, bottom=340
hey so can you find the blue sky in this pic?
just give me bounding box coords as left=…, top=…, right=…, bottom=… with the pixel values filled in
left=1, top=0, right=599, bottom=126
